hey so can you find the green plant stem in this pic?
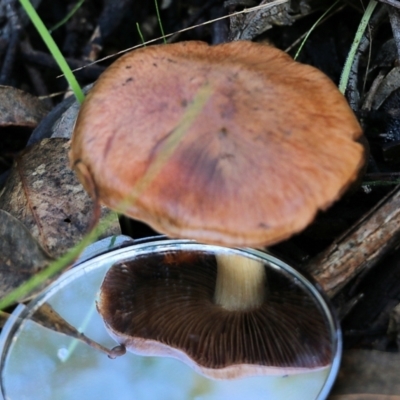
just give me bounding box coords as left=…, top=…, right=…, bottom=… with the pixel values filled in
left=294, top=1, right=340, bottom=61
left=136, top=22, right=146, bottom=45
left=49, top=0, right=85, bottom=33
left=19, top=0, right=85, bottom=103
left=338, top=0, right=378, bottom=94
left=154, top=0, right=166, bottom=44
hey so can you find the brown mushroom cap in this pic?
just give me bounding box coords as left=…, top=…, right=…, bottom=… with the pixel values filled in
left=70, top=41, right=364, bottom=247
left=98, top=250, right=333, bottom=379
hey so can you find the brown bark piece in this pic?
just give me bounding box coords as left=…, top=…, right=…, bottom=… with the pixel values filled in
left=305, top=185, right=400, bottom=298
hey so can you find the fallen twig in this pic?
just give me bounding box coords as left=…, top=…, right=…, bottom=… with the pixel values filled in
left=306, top=185, right=400, bottom=298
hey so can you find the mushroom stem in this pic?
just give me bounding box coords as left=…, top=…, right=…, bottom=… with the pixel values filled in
left=214, top=254, right=266, bottom=311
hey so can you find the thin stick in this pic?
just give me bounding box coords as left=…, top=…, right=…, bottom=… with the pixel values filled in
left=58, top=0, right=290, bottom=77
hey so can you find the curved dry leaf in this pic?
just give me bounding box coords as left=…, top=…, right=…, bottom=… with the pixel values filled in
left=50, top=85, right=93, bottom=140
left=227, top=1, right=316, bottom=41
left=0, top=85, right=49, bottom=128
left=28, top=84, right=93, bottom=146
left=0, top=209, right=52, bottom=299
left=371, top=67, right=400, bottom=111
left=50, top=96, right=85, bottom=140
left=0, top=138, right=120, bottom=258
left=228, top=0, right=295, bottom=41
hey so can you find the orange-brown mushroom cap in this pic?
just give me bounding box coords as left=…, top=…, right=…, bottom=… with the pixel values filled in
left=70, top=41, right=364, bottom=247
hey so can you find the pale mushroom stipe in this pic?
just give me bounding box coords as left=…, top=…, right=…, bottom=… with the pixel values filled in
left=69, top=40, right=365, bottom=248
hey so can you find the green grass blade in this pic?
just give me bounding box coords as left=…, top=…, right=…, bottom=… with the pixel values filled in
left=294, top=1, right=340, bottom=61
left=154, top=0, right=166, bottom=44
left=49, top=0, right=85, bottom=33
left=19, top=0, right=85, bottom=103
left=136, top=22, right=146, bottom=45
left=339, top=0, right=378, bottom=94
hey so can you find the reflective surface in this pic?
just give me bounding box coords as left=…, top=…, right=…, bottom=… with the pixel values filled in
left=0, top=239, right=341, bottom=400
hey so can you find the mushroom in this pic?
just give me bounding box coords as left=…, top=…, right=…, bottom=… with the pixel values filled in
left=97, top=249, right=333, bottom=379
left=70, top=40, right=364, bottom=247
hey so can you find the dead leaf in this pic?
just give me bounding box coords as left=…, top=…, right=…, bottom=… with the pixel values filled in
left=0, top=210, right=53, bottom=299
left=0, top=138, right=120, bottom=258
left=28, top=84, right=93, bottom=146
left=371, top=67, right=400, bottom=111
left=228, top=0, right=295, bottom=41
left=330, top=350, right=400, bottom=397
left=0, top=85, right=49, bottom=128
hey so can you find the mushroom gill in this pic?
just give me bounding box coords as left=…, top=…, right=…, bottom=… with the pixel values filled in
left=98, top=250, right=332, bottom=379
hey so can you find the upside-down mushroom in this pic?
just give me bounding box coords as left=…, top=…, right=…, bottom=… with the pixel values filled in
left=97, top=249, right=333, bottom=379
left=70, top=40, right=364, bottom=247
